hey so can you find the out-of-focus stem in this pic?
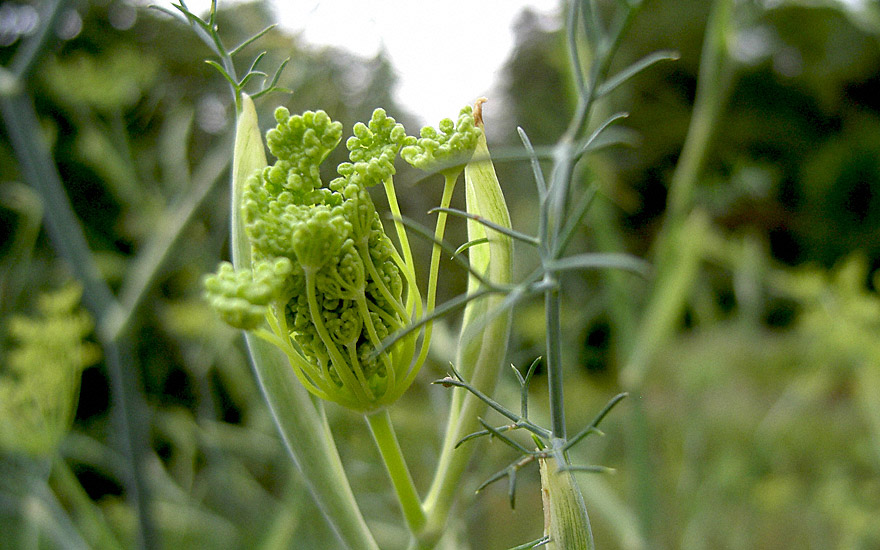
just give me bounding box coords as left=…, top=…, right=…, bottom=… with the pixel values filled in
left=1, top=87, right=158, bottom=550
left=663, top=0, right=735, bottom=227
left=611, top=1, right=735, bottom=546
left=51, top=456, right=125, bottom=550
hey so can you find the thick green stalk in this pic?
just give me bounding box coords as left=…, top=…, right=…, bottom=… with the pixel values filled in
left=540, top=456, right=594, bottom=550
left=419, top=117, right=513, bottom=547
left=366, top=409, right=426, bottom=534
left=244, top=335, right=377, bottom=550
left=230, top=95, right=265, bottom=267
left=232, top=95, right=378, bottom=550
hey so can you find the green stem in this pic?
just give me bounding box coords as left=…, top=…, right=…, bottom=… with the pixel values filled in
left=412, top=171, right=459, bottom=371
left=366, top=409, right=426, bottom=534
left=246, top=334, right=378, bottom=550
left=427, top=173, right=459, bottom=313
left=545, top=283, right=567, bottom=441
left=662, top=0, right=735, bottom=228
left=383, top=177, right=423, bottom=318
left=540, top=455, right=594, bottom=550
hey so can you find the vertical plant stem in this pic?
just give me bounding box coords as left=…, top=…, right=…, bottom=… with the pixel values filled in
left=103, top=340, right=159, bottom=550
left=366, top=409, right=426, bottom=534
left=427, top=173, right=458, bottom=314
left=540, top=456, right=594, bottom=550
left=383, top=178, right=419, bottom=294
left=413, top=172, right=459, bottom=369
left=545, top=283, right=567, bottom=441
left=529, top=2, right=647, bottom=545
left=663, top=0, right=735, bottom=227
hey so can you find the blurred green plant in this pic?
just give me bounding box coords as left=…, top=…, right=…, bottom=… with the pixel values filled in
left=43, top=46, right=158, bottom=112
left=0, top=284, right=98, bottom=455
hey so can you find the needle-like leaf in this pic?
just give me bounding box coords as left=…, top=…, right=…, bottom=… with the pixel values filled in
left=596, top=50, right=680, bottom=98
left=230, top=24, right=277, bottom=56
left=508, top=535, right=551, bottom=550
left=479, top=418, right=533, bottom=455
left=520, top=356, right=542, bottom=419
left=563, top=392, right=628, bottom=452
left=431, top=206, right=540, bottom=247
left=453, top=237, right=489, bottom=257
left=577, top=111, right=629, bottom=155
left=545, top=253, right=652, bottom=279
left=517, top=127, right=548, bottom=198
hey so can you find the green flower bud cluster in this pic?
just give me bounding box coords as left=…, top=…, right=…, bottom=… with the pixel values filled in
left=401, top=105, right=481, bottom=174
left=340, top=108, right=412, bottom=188
left=204, top=258, right=294, bottom=330
left=205, top=107, right=420, bottom=411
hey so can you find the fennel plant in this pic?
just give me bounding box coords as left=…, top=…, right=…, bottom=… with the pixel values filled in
left=162, top=0, right=670, bottom=547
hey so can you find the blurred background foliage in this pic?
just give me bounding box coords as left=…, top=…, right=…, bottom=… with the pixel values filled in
left=1, top=0, right=879, bottom=548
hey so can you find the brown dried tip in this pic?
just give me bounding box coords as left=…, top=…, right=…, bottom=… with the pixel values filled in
left=474, top=97, right=488, bottom=128
left=434, top=377, right=457, bottom=388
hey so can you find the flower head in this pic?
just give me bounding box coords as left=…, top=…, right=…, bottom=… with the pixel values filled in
left=205, top=107, right=421, bottom=411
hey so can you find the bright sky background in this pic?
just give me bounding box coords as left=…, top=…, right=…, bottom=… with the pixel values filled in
left=155, top=0, right=561, bottom=124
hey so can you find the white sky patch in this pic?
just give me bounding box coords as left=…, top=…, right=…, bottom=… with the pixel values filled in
left=151, top=0, right=560, bottom=124
left=272, top=0, right=560, bottom=123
